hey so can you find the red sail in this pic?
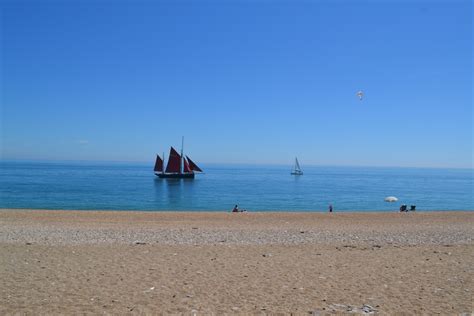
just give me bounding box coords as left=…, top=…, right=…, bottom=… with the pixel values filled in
left=186, top=155, right=203, bottom=172
left=165, top=147, right=181, bottom=173
left=183, top=157, right=192, bottom=173
left=154, top=155, right=163, bottom=172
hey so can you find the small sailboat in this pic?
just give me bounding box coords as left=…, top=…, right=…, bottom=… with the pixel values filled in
left=154, top=137, right=203, bottom=179
left=291, top=157, right=303, bottom=175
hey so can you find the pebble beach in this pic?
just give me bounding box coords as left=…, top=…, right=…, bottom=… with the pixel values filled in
left=0, top=210, right=472, bottom=314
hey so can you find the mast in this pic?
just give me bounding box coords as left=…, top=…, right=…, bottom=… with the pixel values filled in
left=181, top=136, right=184, bottom=174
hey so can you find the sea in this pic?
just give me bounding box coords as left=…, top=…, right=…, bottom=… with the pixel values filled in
left=1, top=161, right=472, bottom=212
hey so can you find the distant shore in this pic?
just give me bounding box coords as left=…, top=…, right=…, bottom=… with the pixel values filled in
left=0, top=209, right=472, bottom=314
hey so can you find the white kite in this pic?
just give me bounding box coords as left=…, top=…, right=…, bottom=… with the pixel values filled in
left=356, top=90, right=364, bottom=101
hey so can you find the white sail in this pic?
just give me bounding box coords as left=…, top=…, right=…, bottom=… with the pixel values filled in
left=295, top=158, right=301, bottom=172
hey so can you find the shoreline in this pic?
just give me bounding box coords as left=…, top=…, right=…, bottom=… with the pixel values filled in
left=1, top=208, right=473, bottom=213
left=1, top=209, right=472, bottom=246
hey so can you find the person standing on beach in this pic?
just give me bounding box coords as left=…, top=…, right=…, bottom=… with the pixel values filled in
left=232, top=205, right=239, bottom=212
left=329, top=204, right=333, bottom=213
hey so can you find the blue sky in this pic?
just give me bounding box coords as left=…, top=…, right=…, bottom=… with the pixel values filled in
left=1, top=0, right=472, bottom=168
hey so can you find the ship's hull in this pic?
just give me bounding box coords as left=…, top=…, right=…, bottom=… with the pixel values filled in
left=156, top=172, right=195, bottom=179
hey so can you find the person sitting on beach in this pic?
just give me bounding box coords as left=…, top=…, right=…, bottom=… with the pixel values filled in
left=232, top=205, right=239, bottom=213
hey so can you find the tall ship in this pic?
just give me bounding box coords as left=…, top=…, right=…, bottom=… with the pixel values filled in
left=154, top=138, right=203, bottom=179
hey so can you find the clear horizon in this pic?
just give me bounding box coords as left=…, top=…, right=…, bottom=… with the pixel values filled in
left=1, top=158, right=473, bottom=170
left=1, top=0, right=472, bottom=168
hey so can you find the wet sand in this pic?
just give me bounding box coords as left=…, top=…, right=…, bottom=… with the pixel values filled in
left=0, top=210, right=472, bottom=314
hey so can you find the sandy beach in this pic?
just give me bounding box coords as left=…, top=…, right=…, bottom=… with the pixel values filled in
left=0, top=210, right=472, bottom=314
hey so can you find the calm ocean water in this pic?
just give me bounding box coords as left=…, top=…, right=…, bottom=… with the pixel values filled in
left=1, top=161, right=472, bottom=212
